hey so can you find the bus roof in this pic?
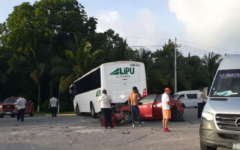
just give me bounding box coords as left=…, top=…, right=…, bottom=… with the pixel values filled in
left=72, top=61, right=143, bottom=84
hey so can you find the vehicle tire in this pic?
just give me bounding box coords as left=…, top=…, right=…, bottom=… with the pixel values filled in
left=200, top=141, right=217, bottom=150
left=11, top=114, right=15, bottom=118
left=90, top=103, right=96, bottom=118
left=182, top=103, right=186, bottom=108
left=123, top=111, right=132, bottom=123
left=0, top=115, right=3, bottom=118
left=29, top=113, right=34, bottom=117
left=76, top=105, right=81, bottom=116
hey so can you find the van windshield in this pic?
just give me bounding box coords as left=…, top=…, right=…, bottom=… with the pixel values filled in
left=210, top=69, right=240, bottom=97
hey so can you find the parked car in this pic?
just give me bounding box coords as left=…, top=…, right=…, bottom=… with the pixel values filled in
left=0, top=97, right=35, bottom=118
left=171, top=90, right=199, bottom=108
left=119, top=94, right=184, bottom=123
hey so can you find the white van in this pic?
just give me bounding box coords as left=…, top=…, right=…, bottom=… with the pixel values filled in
left=200, top=54, right=240, bottom=150
left=172, top=90, right=199, bottom=108
left=69, top=61, right=147, bottom=118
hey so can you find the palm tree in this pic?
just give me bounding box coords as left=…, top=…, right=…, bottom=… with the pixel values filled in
left=51, top=41, right=102, bottom=93
left=202, top=52, right=222, bottom=81
left=8, top=49, right=47, bottom=112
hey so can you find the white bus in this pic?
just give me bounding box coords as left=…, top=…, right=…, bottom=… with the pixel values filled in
left=69, top=61, right=147, bottom=118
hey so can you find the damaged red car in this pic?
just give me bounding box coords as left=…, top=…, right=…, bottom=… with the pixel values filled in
left=119, top=94, right=184, bottom=123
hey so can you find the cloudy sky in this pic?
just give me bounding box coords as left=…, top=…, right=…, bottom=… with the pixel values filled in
left=1, top=0, right=239, bottom=56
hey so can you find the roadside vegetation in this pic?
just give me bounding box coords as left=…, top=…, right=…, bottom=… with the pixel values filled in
left=0, top=0, right=222, bottom=112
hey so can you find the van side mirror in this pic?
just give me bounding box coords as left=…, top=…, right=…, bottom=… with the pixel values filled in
left=203, top=87, right=209, bottom=99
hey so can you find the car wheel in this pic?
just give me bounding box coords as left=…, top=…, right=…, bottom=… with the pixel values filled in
left=200, top=141, right=217, bottom=150
left=123, top=111, right=132, bottom=123
left=90, top=103, right=96, bottom=118
left=0, top=115, right=3, bottom=118
left=11, top=114, right=15, bottom=118
left=29, top=113, right=34, bottom=117
left=182, top=103, right=186, bottom=108
left=76, top=105, right=81, bottom=116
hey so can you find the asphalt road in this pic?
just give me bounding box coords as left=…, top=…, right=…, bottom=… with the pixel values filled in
left=0, top=108, right=229, bottom=150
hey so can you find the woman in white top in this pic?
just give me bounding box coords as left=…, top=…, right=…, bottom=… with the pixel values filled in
left=98, top=89, right=113, bottom=129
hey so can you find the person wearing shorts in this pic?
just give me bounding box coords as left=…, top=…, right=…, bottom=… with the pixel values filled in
left=162, top=88, right=172, bottom=132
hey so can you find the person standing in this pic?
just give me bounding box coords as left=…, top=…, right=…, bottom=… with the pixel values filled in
left=197, top=88, right=205, bottom=119
left=98, top=89, right=113, bottom=129
left=128, top=86, right=142, bottom=127
left=49, top=95, right=58, bottom=117
left=162, top=88, right=172, bottom=132
left=15, top=96, right=27, bottom=122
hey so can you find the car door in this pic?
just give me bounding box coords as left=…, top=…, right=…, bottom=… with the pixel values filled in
left=186, top=94, right=198, bottom=107
left=178, top=94, right=188, bottom=107
left=138, top=95, right=157, bottom=119
left=152, top=95, right=162, bottom=118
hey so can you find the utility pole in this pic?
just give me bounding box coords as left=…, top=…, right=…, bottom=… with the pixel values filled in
left=174, top=37, right=181, bottom=94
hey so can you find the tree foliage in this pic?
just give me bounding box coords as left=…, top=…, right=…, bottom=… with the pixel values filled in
left=0, top=0, right=222, bottom=111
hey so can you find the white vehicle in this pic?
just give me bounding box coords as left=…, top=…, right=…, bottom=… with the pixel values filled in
left=200, top=54, right=240, bottom=150
left=172, top=90, right=199, bottom=108
left=69, top=61, right=147, bottom=118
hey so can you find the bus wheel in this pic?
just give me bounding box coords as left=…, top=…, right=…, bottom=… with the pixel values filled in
left=90, top=103, right=96, bottom=118
left=76, top=105, right=81, bottom=116
left=123, top=111, right=132, bottom=123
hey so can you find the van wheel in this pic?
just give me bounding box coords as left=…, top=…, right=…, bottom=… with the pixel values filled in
left=76, top=105, right=81, bottom=116
left=123, top=111, right=132, bottom=123
left=90, top=103, right=96, bottom=118
left=182, top=103, right=186, bottom=108
left=29, top=113, right=34, bottom=117
left=11, top=114, right=15, bottom=118
left=200, top=141, right=217, bottom=150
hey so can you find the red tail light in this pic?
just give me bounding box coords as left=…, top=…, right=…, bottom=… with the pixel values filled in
left=143, top=89, right=147, bottom=96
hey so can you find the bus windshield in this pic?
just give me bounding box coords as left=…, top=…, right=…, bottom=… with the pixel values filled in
left=210, top=69, right=240, bottom=97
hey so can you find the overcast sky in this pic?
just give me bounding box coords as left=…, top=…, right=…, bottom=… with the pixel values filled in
left=1, top=0, right=239, bottom=56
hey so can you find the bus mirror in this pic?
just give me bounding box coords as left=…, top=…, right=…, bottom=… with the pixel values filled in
left=203, top=87, right=209, bottom=99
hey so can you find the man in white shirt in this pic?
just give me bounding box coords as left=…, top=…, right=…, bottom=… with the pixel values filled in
left=49, top=95, right=58, bottom=117
left=197, top=88, right=205, bottom=119
left=15, top=96, right=27, bottom=122
left=162, top=88, right=172, bottom=132
left=98, top=89, right=113, bottom=129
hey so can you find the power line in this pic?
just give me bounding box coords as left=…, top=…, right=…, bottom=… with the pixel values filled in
left=126, top=37, right=169, bottom=40
left=129, top=45, right=164, bottom=48
left=179, top=47, right=205, bottom=54
left=181, top=45, right=210, bottom=53
left=178, top=39, right=226, bottom=50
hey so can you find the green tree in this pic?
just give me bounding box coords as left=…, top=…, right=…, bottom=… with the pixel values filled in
left=51, top=41, right=101, bottom=93
left=202, top=52, right=222, bottom=82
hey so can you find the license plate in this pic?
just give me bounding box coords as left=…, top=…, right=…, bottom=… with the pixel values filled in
left=6, top=112, right=11, bottom=115
left=121, top=120, right=125, bottom=124
left=233, top=143, right=240, bottom=150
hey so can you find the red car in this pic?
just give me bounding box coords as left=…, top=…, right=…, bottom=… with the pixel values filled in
left=119, top=94, right=184, bottom=123
left=0, top=97, right=35, bottom=118
left=100, top=112, right=125, bottom=127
